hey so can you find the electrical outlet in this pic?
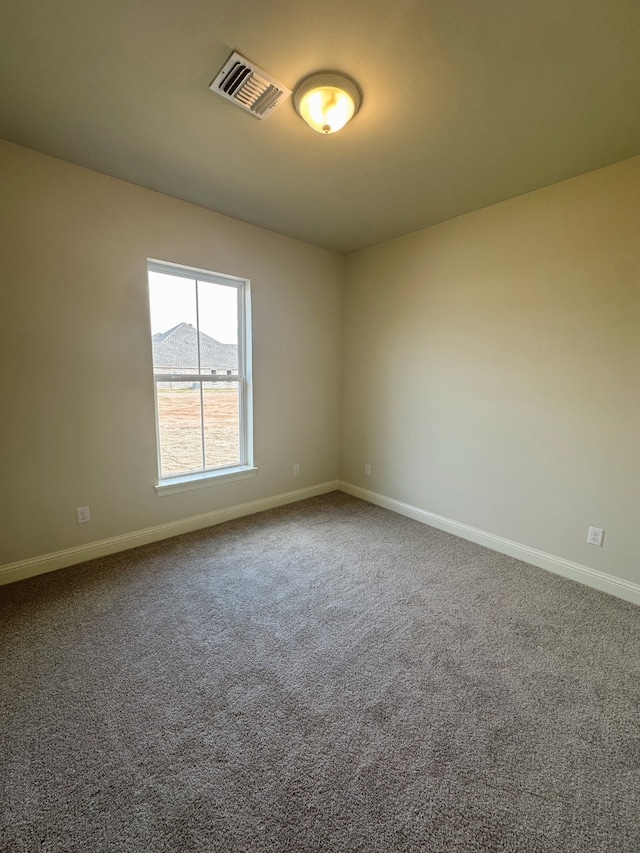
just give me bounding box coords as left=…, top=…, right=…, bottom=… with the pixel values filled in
left=293, top=464, right=299, bottom=476
left=77, top=506, right=91, bottom=524
left=587, top=526, right=604, bottom=547
left=365, top=464, right=372, bottom=476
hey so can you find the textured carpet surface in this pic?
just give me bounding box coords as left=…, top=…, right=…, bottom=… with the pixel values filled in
left=1, top=492, right=638, bottom=852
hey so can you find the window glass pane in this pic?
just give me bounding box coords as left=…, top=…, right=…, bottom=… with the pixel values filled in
left=149, top=272, right=198, bottom=372
left=156, top=382, right=203, bottom=477
left=197, top=280, right=239, bottom=374
left=202, top=381, right=241, bottom=469
left=148, top=261, right=251, bottom=483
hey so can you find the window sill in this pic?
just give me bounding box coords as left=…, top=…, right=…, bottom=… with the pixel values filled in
left=155, top=466, right=258, bottom=496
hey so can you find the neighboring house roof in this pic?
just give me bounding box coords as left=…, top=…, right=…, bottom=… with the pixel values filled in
left=152, top=322, right=237, bottom=372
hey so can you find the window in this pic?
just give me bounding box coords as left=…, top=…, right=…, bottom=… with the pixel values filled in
left=147, top=260, right=254, bottom=493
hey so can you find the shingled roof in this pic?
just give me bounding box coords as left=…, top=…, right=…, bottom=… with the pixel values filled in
left=152, top=323, right=237, bottom=372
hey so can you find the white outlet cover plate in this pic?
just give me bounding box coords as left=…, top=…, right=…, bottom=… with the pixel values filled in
left=587, top=525, right=604, bottom=546
left=77, top=506, right=91, bottom=523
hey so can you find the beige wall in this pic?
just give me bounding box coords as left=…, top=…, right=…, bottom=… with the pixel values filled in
left=2, top=139, right=638, bottom=591
left=341, top=156, right=640, bottom=585
left=0, top=141, right=344, bottom=565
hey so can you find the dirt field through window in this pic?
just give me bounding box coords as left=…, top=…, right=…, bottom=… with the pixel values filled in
left=157, top=387, right=240, bottom=476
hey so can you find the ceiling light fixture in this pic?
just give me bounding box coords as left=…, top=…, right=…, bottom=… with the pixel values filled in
left=294, top=73, right=361, bottom=135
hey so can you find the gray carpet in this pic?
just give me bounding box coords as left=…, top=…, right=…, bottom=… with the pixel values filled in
left=1, top=492, right=638, bottom=852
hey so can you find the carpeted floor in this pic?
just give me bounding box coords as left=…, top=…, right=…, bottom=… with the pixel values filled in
left=1, top=492, right=638, bottom=852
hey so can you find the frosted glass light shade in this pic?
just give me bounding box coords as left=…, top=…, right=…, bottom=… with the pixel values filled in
left=294, top=73, right=361, bottom=134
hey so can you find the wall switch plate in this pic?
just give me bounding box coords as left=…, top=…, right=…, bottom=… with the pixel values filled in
left=365, top=464, right=372, bottom=476
left=77, top=506, right=91, bottom=524
left=587, top=526, right=604, bottom=547
left=293, top=464, right=299, bottom=476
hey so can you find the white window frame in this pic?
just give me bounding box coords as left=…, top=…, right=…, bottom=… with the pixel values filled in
left=147, top=259, right=256, bottom=496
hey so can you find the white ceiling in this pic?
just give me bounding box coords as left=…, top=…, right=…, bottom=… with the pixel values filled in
left=1, top=0, right=639, bottom=253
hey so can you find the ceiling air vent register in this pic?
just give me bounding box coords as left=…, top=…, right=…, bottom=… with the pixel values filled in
left=210, top=51, right=291, bottom=119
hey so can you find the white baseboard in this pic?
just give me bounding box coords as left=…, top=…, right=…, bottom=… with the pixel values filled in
left=339, top=481, right=640, bottom=606
left=4, top=479, right=637, bottom=607
left=0, top=480, right=340, bottom=587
